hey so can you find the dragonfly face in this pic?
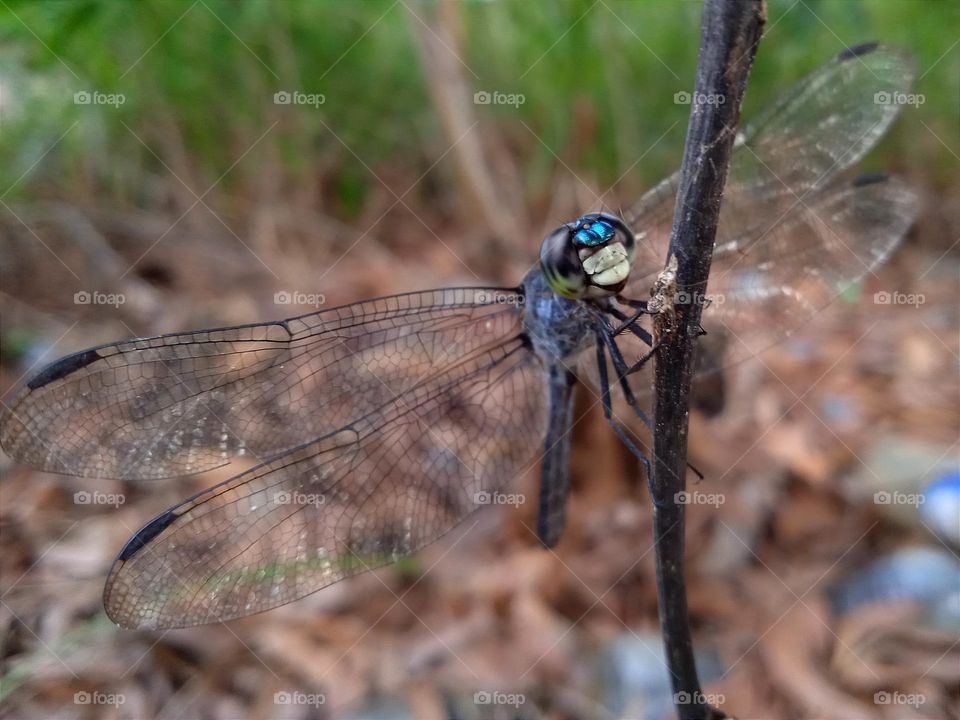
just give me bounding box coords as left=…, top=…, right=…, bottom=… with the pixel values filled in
left=0, top=43, right=920, bottom=629
left=539, top=212, right=638, bottom=300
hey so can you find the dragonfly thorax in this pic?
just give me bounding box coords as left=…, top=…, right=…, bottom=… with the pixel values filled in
left=521, top=269, right=596, bottom=363
left=539, top=212, right=636, bottom=300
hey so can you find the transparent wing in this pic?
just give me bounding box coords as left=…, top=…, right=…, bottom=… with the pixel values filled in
left=700, top=173, right=917, bottom=361
left=103, top=337, right=546, bottom=628
left=620, top=43, right=918, bottom=360
left=0, top=288, right=528, bottom=480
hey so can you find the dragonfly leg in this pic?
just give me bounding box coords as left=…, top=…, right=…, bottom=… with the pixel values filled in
left=602, top=337, right=653, bottom=428
left=688, top=461, right=705, bottom=482
left=606, top=306, right=654, bottom=349
left=627, top=346, right=657, bottom=375
left=615, top=295, right=651, bottom=310
left=610, top=297, right=653, bottom=336
left=605, top=307, right=657, bottom=376
left=598, top=324, right=705, bottom=483
left=627, top=347, right=657, bottom=376
left=594, top=333, right=652, bottom=478
left=591, top=314, right=654, bottom=429
left=613, top=308, right=647, bottom=335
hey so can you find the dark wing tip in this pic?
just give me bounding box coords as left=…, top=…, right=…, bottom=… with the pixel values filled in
left=852, top=172, right=891, bottom=187
left=27, top=348, right=103, bottom=390
left=117, top=509, right=179, bottom=561
left=838, top=41, right=880, bottom=61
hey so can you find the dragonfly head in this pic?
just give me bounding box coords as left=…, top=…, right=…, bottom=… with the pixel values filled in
left=539, top=212, right=636, bottom=300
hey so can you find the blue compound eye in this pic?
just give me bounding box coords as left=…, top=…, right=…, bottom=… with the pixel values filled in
left=590, top=221, right=614, bottom=238
left=572, top=218, right=616, bottom=248
left=573, top=213, right=636, bottom=257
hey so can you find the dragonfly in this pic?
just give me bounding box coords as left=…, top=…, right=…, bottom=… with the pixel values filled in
left=0, top=43, right=919, bottom=629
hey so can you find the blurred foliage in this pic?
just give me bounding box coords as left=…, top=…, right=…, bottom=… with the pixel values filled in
left=0, top=0, right=956, bottom=214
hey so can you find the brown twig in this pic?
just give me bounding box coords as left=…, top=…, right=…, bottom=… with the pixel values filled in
left=649, top=2, right=766, bottom=719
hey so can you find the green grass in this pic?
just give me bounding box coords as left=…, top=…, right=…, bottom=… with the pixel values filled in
left=1, top=0, right=956, bottom=212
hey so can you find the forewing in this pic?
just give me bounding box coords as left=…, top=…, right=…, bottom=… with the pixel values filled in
left=1, top=288, right=525, bottom=480
left=622, top=43, right=917, bottom=292
left=103, top=335, right=547, bottom=628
